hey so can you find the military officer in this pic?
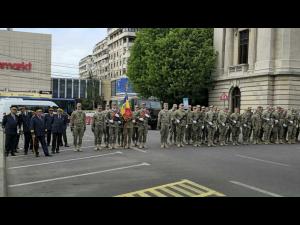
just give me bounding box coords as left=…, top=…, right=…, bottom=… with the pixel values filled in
left=30, top=109, right=51, bottom=157
left=20, top=106, right=33, bottom=155
left=132, top=105, right=139, bottom=147
left=279, top=108, right=288, bottom=144
left=117, top=108, right=124, bottom=148
left=70, top=103, right=86, bottom=152
left=185, top=105, right=193, bottom=145
left=169, top=104, right=177, bottom=145
left=59, top=110, right=70, bottom=147
left=45, top=107, right=54, bottom=146
left=51, top=108, right=66, bottom=154
left=286, top=108, right=297, bottom=144
left=252, top=106, right=263, bottom=144
left=241, top=107, right=253, bottom=145
left=136, top=102, right=150, bottom=149
left=230, top=107, right=241, bottom=146
left=218, top=108, right=229, bottom=146
left=200, top=106, right=206, bottom=145
left=106, top=102, right=121, bottom=149
left=123, top=107, right=134, bottom=149
left=262, top=106, right=273, bottom=144
left=205, top=106, right=216, bottom=147
left=103, top=104, right=110, bottom=148
left=191, top=105, right=201, bottom=147
left=174, top=103, right=187, bottom=148
left=157, top=102, right=171, bottom=148
left=271, top=106, right=280, bottom=144
left=92, top=105, right=105, bottom=151
left=2, top=106, right=21, bottom=157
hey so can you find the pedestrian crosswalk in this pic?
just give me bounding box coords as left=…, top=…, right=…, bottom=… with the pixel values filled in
left=115, top=179, right=225, bottom=197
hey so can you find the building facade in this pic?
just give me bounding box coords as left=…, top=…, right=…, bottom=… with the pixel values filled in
left=79, top=55, right=93, bottom=79
left=0, top=29, right=52, bottom=93
left=92, top=38, right=109, bottom=80
left=210, top=28, right=300, bottom=112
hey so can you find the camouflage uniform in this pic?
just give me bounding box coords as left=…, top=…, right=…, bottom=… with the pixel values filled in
left=279, top=110, right=288, bottom=143
left=117, top=116, right=124, bottom=147
left=262, top=110, right=273, bottom=144
left=191, top=107, right=201, bottom=147
left=287, top=109, right=297, bottom=144
left=136, top=108, right=150, bottom=148
left=70, top=110, right=86, bottom=151
left=205, top=108, right=217, bottom=147
left=271, top=109, right=280, bottom=144
left=123, top=116, right=133, bottom=149
left=185, top=108, right=193, bottom=144
left=103, top=108, right=110, bottom=148
left=106, top=109, right=121, bottom=149
left=251, top=109, right=263, bottom=144
left=169, top=108, right=177, bottom=144
left=92, top=111, right=105, bottom=150
left=241, top=109, right=253, bottom=145
left=157, top=108, right=171, bottom=148
left=174, top=108, right=187, bottom=147
left=230, top=112, right=241, bottom=145
left=132, top=109, right=139, bottom=146
left=218, top=109, right=229, bottom=146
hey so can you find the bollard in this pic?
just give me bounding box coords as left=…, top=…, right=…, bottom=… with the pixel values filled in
left=0, top=127, right=7, bottom=197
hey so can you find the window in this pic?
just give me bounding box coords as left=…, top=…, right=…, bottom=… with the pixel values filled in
left=238, top=29, right=249, bottom=64
left=60, top=79, right=66, bottom=98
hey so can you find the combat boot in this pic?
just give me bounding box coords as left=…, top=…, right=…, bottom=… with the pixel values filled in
left=181, top=142, right=184, bottom=147
left=78, top=146, right=82, bottom=152
left=177, top=144, right=181, bottom=148
left=94, top=146, right=98, bottom=151
left=109, top=144, right=113, bottom=150
left=112, top=143, right=116, bottom=149
left=193, top=143, right=198, bottom=147
left=161, top=144, right=164, bottom=148
left=139, top=143, right=143, bottom=149
left=164, top=143, right=169, bottom=148
left=74, top=145, right=78, bottom=152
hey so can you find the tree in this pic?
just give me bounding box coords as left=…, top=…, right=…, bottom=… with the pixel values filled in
left=127, top=28, right=216, bottom=106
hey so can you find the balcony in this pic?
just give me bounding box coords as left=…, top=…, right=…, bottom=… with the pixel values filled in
left=228, top=64, right=249, bottom=76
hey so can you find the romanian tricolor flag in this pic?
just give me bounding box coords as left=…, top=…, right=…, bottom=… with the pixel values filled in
left=121, top=94, right=132, bottom=120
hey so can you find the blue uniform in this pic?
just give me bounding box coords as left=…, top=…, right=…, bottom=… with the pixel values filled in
left=2, top=113, right=20, bottom=156
left=45, top=113, right=54, bottom=146
left=30, top=115, right=50, bottom=156
left=20, top=111, right=33, bottom=154
left=51, top=114, right=66, bottom=153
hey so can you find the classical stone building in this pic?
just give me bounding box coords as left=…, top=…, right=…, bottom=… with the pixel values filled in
left=79, top=55, right=93, bottom=79
left=209, top=28, right=300, bottom=112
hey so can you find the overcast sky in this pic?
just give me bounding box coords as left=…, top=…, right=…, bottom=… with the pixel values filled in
left=13, top=28, right=108, bottom=78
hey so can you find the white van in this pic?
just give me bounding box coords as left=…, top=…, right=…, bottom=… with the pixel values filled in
left=0, top=98, right=58, bottom=122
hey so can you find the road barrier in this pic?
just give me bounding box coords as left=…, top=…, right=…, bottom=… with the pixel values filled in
left=0, top=128, right=7, bottom=197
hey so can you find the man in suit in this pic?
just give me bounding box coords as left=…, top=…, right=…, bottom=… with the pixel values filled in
left=30, top=109, right=52, bottom=157
left=2, top=106, right=21, bottom=156
left=51, top=108, right=66, bottom=154
left=45, top=107, right=54, bottom=146
left=20, top=106, right=33, bottom=155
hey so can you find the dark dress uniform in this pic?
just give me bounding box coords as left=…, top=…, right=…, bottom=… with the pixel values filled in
left=59, top=113, right=69, bottom=147
left=45, top=113, right=54, bottom=146
left=20, top=111, right=33, bottom=154
left=2, top=113, right=20, bottom=156
left=30, top=115, right=51, bottom=157
left=51, top=113, right=66, bottom=153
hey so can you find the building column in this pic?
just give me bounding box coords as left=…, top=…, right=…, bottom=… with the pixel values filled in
left=248, top=28, right=257, bottom=72
left=255, top=28, right=275, bottom=74
left=224, top=28, right=234, bottom=75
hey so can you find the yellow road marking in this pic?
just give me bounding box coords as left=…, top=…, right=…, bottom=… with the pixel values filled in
left=170, top=185, right=203, bottom=197
left=158, top=187, right=184, bottom=197
left=115, top=179, right=225, bottom=197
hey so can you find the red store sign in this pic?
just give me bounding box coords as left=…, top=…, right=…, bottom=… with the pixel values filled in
left=0, top=61, right=32, bottom=71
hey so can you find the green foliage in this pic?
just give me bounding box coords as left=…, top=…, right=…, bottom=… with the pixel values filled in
left=127, top=28, right=216, bottom=106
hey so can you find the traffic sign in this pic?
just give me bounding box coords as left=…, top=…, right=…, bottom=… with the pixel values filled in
left=220, top=92, right=228, bottom=101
